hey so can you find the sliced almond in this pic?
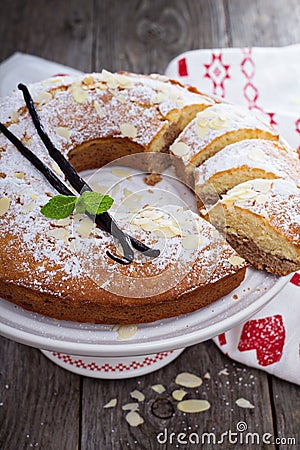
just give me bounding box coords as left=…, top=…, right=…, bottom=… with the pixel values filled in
left=113, top=92, right=126, bottom=104
left=140, top=221, right=158, bottom=232
left=9, top=110, right=19, bottom=122
left=209, top=118, right=227, bottom=130
left=171, top=142, right=190, bottom=157
left=130, top=390, right=145, bottom=402
left=175, top=372, right=203, bottom=388
left=247, top=148, right=266, bottom=162
left=203, top=372, right=211, bottom=380
left=104, top=398, right=117, bottom=408
left=172, top=390, right=187, bottom=401
left=196, top=126, right=208, bottom=138
left=153, top=92, right=167, bottom=103
left=34, top=91, right=52, bottom=105
left=255, top=194, right=268, bottom=205
left=0, top=197, right=10, bottom=216
left=117, top=325, right=138, bottom=340
left=151, top=384, right=166, bottom=394
left=94, top=100, right=105, bottom=118
left=125, top=411, right=144, bottom=427
left=177, top=399, right=210, bottom=413
left=235, top=398, right=255, bottom=409
left=122, top=403, right=139, bottom=411
left=182, top=234, right=202, bottom=250
left=115, top=74, right=133, bottom=88
left=51, top=162, right=64, bottom=177
left=229, top=255, right=245, bottom=266
left=14, top=172, right=25, bottom=179
left=71, top=83, right=89, bottom=103
left=77, top=217, right=95, bottom=238
left=119, top=123, right=138, bottom=139
left=57, top=218, right=71, bottom=227
left=22, top=202, right=35, bottom=213
left=46, top=228, right=69, bottom=242
left=56, top=126, right=70, bottom=140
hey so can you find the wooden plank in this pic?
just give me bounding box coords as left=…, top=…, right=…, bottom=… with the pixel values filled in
left=94, top=0, right=228, bottom=74
left=224, top=0, right=300, bottom=47
left=0, top=336, right=80, bottom=450
left=81, top=341, right=275, bottom=450
left=0, top=0, right=94, bottom=71
left=270, top=376, right=300, bottom=449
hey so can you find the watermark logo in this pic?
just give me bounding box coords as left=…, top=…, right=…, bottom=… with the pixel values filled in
left=156, top=422, right=296, bottom=446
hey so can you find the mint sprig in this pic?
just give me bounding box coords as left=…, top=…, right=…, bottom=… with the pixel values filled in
left=76, top=191, right=114, bottom=215
left=41, top=192, right=114, bottom=220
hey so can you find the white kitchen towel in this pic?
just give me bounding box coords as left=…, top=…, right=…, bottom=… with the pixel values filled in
left=0, top=50, right=299, bottom=385
left=165, top=45, right=300, bottom=385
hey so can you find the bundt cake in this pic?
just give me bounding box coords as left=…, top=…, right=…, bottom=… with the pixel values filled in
left=0, top=71, right=247, bottom=324
left=0, top=70, right=299, bottom=324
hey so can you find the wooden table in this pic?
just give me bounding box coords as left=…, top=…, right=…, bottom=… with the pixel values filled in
left=0, top=1, right=299, bottom=449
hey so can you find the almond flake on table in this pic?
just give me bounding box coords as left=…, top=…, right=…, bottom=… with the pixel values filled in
left=116, top=325, right=138, bottom=340
left=218, top=368, right=229, bottom=376
left=130, top=390, right=145, bottom=402
left=104, top=398, right=117, bottom=408
left=125, top=411, right=144, bottom=427
left=177, top=399, right=211, bottom=413
left=151, top=384, right=166, bottom=394
left=235, top=398, right=255, bottom=409
left=122, top=403, right=139, bottom=411
left=175, top=372, right=203, bottom=388
left=203, top=372, right=211, bottom=379
left=172, top=390, right=187, bottom=401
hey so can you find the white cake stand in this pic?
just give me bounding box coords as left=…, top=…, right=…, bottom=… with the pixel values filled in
left=0, top=271, right=291, bottom=378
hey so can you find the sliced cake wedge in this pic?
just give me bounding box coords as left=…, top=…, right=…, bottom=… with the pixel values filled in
left=169, top=104, right=279, bottom=186
left=195, top=139, right=300, bottom=208
left=205, top=179, right=300, bottom=276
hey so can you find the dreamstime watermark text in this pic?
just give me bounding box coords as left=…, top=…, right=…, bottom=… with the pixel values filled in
left=156, top=422, right=296, bottom=446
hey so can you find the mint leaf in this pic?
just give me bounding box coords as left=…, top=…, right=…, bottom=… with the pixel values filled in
left=76, top=191, right=114, bottom=215
left=41, top=195, right=77, bottom=219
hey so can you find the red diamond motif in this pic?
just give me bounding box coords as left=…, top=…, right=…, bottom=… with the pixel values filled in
left=204, top=52, right=230, bottom=97
left=241, top=57, right=255, bottom=79
left=244, top=82, right=259, bottom=104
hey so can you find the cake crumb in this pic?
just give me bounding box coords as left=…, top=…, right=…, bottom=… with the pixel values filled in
left=144, top=173, right=162, bottom=186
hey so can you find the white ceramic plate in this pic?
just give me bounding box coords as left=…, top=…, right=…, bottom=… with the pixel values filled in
left=0, top=164, right=292, bottom=357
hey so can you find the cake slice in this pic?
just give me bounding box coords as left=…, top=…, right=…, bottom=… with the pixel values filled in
left=169, top=104, right=279, bottom=186
left=195, top=139, right=300, bottom=208
left=205, top=179, right=300, bottom=275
